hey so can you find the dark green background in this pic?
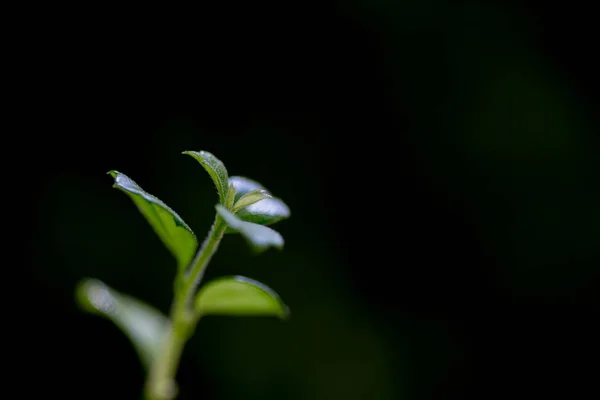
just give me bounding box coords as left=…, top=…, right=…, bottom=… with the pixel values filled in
left=27, top=1, right=599, bottom=399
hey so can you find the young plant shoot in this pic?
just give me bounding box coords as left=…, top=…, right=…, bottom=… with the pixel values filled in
left=75, top=150, right=290, bottom=400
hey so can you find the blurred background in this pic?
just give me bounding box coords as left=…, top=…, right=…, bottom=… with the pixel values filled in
left=25, top=1, right=599, bottom=399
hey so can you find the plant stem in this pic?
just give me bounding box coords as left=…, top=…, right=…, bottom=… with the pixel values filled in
left=145, top=215, right=227, bottom=400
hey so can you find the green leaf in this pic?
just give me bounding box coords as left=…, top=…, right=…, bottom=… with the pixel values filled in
left=216, top=205, right=284, bottom=252
left=75, top=279, right=169, bottom=369
left=228, top=176, right=290, bottom=227
left=108, top=171, right=197, bottom=271
left=225, top=183, right=236, bottom=209
left=195, top=276, right=289, bottom=319
left=182, top=150, right=229, bottom=205
left=232, top=189, right=272, bottom=213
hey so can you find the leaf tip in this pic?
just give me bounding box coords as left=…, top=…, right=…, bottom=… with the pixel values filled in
left=75, top=278, right=116, bottom=315
left=270, top=230, right=285, bottom=250
left=279, top=304, right=291, bottom=320
left=260, top=190, right=273, bottom=199
left=230, top=276, right=289, bottom=319
left=182, top=150, right=206, bottom=157
left=182, top=150, right=202, bottom=161
left=272, top=238, right=285, bottom=251
left=107, top=171, right=122, bottom=190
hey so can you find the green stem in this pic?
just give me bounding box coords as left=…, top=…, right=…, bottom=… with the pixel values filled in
left=144, top=214, right=227, bottom=400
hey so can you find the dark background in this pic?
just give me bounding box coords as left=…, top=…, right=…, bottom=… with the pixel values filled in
left=24, top=1, right=599, bottom=399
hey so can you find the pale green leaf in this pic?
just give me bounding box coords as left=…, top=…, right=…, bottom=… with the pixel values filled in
left=75, top=279, right=169, bottom=369
left=195, top=276, right=289, bottom=318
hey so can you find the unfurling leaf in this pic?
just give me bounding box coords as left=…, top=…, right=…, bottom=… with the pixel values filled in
left=75, top=279, right=169, bottom=369
left=216, top=205, right=284, bottom=252
left=108, top=171, right=197, bottom=271
left=225, top=183, right=236, bottom=209
left=228, top=176, right=290, bottom=228
left=195, top=276, right=289, bottom=318
left=182, top=150, right=229, bottom=205
left=232, top=189, right=272, bottom=213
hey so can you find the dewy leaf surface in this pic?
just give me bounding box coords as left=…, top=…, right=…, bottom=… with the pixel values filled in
left=109, top=171, right=197, bottom=271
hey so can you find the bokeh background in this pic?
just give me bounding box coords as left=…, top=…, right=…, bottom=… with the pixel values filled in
left=27, top=1, right=598, bottom=399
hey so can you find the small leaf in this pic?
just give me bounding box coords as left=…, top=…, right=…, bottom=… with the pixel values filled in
left=232, top=189, right=272, bottom=213
left=216, top=205, right=284, bottom=251
left=225, top=183, right=237, bottom=209
left=228, top=176, right=290, bottom=228
left=75, top=279, right=169, bottom=369
left=183, top=150, right=229, bottom=205
left=109, top=171, right=197, bottom=271
left=229, top=176, right=266, bottom=202
left=195, top=276, right=289, bottom=319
